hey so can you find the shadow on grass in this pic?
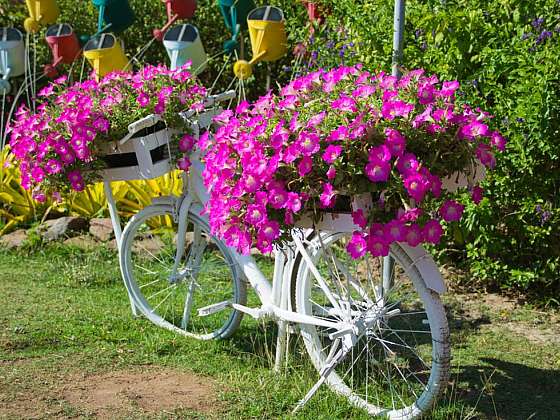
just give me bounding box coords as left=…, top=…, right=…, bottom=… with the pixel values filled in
left=453, top=358, right=560, bottom=419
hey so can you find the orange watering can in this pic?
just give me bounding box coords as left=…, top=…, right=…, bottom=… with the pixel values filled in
left=233, top=6, right=287, bottom=80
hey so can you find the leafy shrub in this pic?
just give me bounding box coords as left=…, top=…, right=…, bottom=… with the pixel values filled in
left=304, top=0, right=560, bottom=295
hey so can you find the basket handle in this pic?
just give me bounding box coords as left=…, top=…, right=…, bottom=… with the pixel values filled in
left=119, top=114, right=162, bottom=145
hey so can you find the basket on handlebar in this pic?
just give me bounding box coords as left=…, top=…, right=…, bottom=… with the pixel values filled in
left=97, top=119, right=180, bottom=182
left=96, top=89, right=237, bottom=182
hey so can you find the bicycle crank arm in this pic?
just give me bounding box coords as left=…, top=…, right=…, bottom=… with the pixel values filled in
left=198, top=300, right=231, bottom=317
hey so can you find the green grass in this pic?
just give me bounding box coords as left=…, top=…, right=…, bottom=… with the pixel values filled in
left=0, top=244, right=559, bottom=419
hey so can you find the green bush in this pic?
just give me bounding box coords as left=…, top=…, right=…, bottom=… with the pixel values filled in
left=305, top=0, right=559, bottom=296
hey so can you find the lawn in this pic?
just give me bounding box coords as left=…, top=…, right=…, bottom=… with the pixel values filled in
left=0, top=244, right=559, bottom=419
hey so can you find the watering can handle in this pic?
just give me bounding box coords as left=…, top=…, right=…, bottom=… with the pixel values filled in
left=119, top=114, right=162, bottom=145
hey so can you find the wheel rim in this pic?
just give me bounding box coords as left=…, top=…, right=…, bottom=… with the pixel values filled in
left=123, top=207, right=243, bottom=340
left=296, top=233, right=447, bottom=418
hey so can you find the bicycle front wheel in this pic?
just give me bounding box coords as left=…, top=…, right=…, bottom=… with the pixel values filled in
left=294, top=233, right=450, bottom=419
left=120, top=203, right=246, bottom=340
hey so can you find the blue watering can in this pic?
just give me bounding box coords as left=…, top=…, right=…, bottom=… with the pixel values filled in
left=0, top=28, right=25, bottom=95
left=163, top=24, right=207, bottom=74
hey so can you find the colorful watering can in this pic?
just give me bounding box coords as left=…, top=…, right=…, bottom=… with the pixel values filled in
left=0, top=28, right=25, bottom=95
left=24, top=0, right=60, bottom=33
left=83, top=33, right=129, bottom=79
left=218, top=0, right=255, bottom=52
left=154, top=0, right=197, bottom=41
left=44, top=24, right=81, bottom=78
left=233, top=6, right=287, bottom=80
left=163, top=24, right=207, bottom=74
left=92, top=0, right=135, bottom=35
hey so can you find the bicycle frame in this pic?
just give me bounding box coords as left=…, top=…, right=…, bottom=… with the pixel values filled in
left=103, top=93, right=446, bottom=370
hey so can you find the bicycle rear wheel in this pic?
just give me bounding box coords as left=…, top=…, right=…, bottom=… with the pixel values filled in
left=294, top=232, right=450, bottom=419
left=120, top=203, right=246, bottom=340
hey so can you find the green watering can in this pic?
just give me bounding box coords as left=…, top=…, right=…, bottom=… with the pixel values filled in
left=0, top=28, right=25, bottom=95
left=218, top=0, right=255, bottom=52
left=92, top=0, right=135, bottom=35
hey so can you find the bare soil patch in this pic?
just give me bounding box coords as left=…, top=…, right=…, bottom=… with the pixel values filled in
left=62, top=368, right=220, bottom=417
left=0, top=361, right=221, bottom=419
left=448, top=290, right=560, bottom=345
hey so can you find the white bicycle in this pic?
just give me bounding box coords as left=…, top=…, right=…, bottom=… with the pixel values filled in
left=108, top=91, right=450, bottom=419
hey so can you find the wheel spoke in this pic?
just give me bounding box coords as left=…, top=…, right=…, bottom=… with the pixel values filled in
left=295, top=234, right=450, bottom=416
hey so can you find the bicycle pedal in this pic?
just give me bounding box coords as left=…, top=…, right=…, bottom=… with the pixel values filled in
left=198, top=300, right=231, bottom=317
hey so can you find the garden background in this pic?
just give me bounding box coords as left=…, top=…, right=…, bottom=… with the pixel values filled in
left=2, top=0, right=558, bottom=300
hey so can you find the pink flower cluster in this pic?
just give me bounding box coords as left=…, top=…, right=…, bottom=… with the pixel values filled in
left=200, top=65, right=506, bottom=258
left=8, top=64, right=205, bottom=200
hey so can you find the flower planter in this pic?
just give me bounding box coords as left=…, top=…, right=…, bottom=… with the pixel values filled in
left=296, top=193, right=373, bottom=233
left=97, top=122, right=178, bottom=182
left=441, top=160, right=486, bottom=193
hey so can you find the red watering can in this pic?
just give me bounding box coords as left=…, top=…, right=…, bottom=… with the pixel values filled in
left=301, top=1, right=327, bottom=28
left=44, top=24, right=81, bottom=78
left=154, top=0, right=197, bottom=41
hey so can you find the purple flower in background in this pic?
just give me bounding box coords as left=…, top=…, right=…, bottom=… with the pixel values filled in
left=536, top=30, right=552, bottom=44
left=532, top=17, right=544, bottom=28
left=521, top=32, right=532, bottom=40
left=536, top=204, right=552, bottom=225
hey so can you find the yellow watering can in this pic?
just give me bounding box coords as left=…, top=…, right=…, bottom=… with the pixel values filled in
left=233, top=6, right=287, bottom=80
left=24, top=0, right=60, bottom=33
left=83, top=33, right=129, bottom=79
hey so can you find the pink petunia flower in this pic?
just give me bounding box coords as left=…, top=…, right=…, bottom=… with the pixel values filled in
left=471, top=186, right=484, bottom=204
left=405, top=224, right=423, bottom=247
left=326, top=165, right=336, bottom=180
left=396, top=153, right=419, bottom=175
left=320, top=183, right=336, bottom=207
left=403, top=174, right=431, bottom=202
left=386, top=220, right=407, bottom=242
left=439, top=200, right=465, bottom=222
left=322, top=145, right=343, bottom=164
left=423, top=220, right=443, bottom=244
left=179, top=134, right=195, bottom=152
left=490, top=131, right=507, bottom=151
left=347, top=232, right=367, bottom=259
left=368, top=145, right=392, bottom=162
left=352, top=209, right=368, bottom=229
left=365, top=160, right=391, bottom=183
left=332, top=95, right=357, bottom=112
left=384, top=128, right=406, bottom=156
left=367, top=235, right=390, bottom=257
left=475, top=143, right=496, bottom=169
